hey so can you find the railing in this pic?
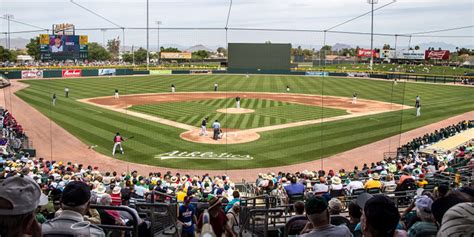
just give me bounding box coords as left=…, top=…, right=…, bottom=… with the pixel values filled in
left=89, top=204, right=140, bottom=237
left=239, top=207, right=287, bottom=237
left=135, top=202, right=179, bottom=236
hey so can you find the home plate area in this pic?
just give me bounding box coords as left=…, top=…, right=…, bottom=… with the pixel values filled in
left=180, top=128, right=261, bottom=144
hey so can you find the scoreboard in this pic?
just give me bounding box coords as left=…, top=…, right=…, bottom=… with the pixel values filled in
left=228, top=43, right=292, bottom=73
left=39, top=34, right=88, bottom=61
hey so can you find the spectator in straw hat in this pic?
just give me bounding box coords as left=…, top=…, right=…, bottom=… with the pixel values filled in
left=110, top=186, right=122, bottom=206
left=197, top=196, right=235, bottom=237
left=0, top=176, right=48, bottom=237
left=330, top=176, right=343, bottom=191
left=364, top=173, right=382, bottom=190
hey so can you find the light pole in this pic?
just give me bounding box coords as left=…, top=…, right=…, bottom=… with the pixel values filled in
left=100, top=29, right=107, bottom=47
left=368, top=0, right=378, bottom=70
left=155, top=21, right=162, bottom=65
left=3, top=14, right=13, bottom=50
left=146, top=0, right=149, bottom=70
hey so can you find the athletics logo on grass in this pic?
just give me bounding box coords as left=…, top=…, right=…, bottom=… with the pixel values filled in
left=155, top=151, right=254, bottom=160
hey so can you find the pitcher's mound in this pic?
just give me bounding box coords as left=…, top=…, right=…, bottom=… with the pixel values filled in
left=180, top=128, right=260, bottom=144
left=216, top=108, right=255, bottom=114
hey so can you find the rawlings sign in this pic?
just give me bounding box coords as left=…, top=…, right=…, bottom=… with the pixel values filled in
left=62, top=69, right=82, bottom=78
left=425, top=50, right=450, bottom=60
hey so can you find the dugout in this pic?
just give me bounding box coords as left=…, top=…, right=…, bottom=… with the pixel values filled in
left=227, top=43, right=292, bottom=74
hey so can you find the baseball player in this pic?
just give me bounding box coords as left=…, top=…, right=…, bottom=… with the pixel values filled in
left=214, top=82, right=218, bottom=92
left=236, top=96, right=241, bottom=109
left=212, top=120, right=221, bottom=140
left=112, top=132, right=124, bottom=156
left=286, top=85, right=290, bottom=92
left=64, top=87, right=69, bottom=98
left=352, top=92, right=358, bottom=104
left=52, top=94, right=56, bottom=106
left=171, top=84, right=176, bottom=93
left=114, top=89, right=119, bottom=99
left=415, top=96, right=421, bottom=117
left=200, top=117, right=208, bottom=136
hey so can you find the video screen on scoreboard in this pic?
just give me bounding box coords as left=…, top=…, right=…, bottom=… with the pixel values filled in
left=40, top=34, right=88, bottom=61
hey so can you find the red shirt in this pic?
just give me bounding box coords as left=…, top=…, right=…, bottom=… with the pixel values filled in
left=114, top=135, right=123, bottom=143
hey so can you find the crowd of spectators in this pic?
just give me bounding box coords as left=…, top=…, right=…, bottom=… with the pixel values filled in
left=0, top=119, right=472, bottom=236
left=398, top=120, right=473, bottom=156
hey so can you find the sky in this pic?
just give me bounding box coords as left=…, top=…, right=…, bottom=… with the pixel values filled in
left=0, top=0, right=473, bottom=49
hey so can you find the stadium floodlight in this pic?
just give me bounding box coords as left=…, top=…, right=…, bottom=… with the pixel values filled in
left=3, top=14, right=13, bottom=49
left=156, top=21, right=162, bottom=65
left=146, top=0, right=149, bottom=70
left=368, top=0, right=379, bottom=70
left=100, top=29, right=107, bottom=46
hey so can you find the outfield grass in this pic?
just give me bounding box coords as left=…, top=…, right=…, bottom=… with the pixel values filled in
left=130, top=98, right=347, bottom=129
left=15, top=75, right=474, bottom=170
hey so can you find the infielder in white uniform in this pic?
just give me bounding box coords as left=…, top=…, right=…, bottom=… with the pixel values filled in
left=52, top=94, right=56, bottom=106
left=200, top=117, right=208, bottom=136
left=352, top=92, right=358, bottom=104
left=236, top=96, right=241, bottom=109
left=171, top=84, right=176, bottom=93
left=415, top=96, right=421, bottom=117
left=114, top=89, right=119, bottom=99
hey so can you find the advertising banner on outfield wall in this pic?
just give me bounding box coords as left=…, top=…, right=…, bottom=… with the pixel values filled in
left=305, top=71, right=328, bottom=77
left=21, top=70, right=43, bottom=79
left=394, top=50, right=425, bottom=60
left=425, top=50, right=450, bottom=60
left=149, top=70, right=172, bottom=75
left=190, top=70, right=212, bottom=74
left=62, top=69, right=82, bottom=78
left=98, top=68, right=116, bottom=76
left=357, top=49, right=375, bottom=58
left=160, top=52, right=192, bottom=59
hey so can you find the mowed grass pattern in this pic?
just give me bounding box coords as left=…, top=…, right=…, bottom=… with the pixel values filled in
left=14, top=75, right=474, bottom=170
left=130, top=98, right=347, bottom=129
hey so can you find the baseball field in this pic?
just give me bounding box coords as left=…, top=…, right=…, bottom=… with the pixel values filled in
left=15, top=75, right=474, bottom=170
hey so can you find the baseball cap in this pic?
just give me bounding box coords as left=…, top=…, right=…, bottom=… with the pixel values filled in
left=415, top=195, right=433, bottom=213
left=356, top=193, right=373, bottom=210
left=305, top=196, right=328, bottom=215
left=61, top=181, right=91, bottom=207
left=363, top=195, right=400, bottom=235
left=0, top=175, right=48, bottom=215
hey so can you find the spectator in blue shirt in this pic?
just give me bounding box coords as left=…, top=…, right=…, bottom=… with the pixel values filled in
left=284, top=176, right=305, bottom=198
left=178, top=196, right=197, bottom=237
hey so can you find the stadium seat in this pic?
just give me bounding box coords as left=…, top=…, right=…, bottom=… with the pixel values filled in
left=352, top=188, right=366, bottom=196
left=383, top=184, right=397, bottom=193
left=367, top=188, right=381, bottom=194
left=288, top=194, right=305, bottom=204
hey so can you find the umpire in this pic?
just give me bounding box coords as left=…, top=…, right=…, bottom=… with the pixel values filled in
left=212, top=120, right=221, bottom=140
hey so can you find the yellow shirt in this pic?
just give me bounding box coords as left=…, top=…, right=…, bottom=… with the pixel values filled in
left=365, top=179, right=382, bottom=189
left=176, top=191, right=186, bottom=202
left=417, top=180, right=428, bottom=188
